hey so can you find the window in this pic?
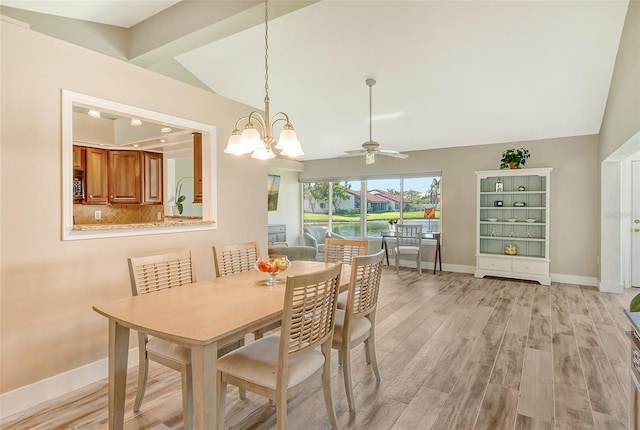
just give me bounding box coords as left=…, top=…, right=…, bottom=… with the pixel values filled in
left=302, top=175, right=441, bottom=238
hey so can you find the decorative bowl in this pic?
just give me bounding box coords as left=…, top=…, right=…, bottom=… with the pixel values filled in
left=525, top=218, right=536, bottom=223
left=505, top=244, right=517, bottom=255
left=486, top=217, right=498, bottom=222
left=255, top=255, right=291, bottom=286
left=506, top=218, right=517, bottom=222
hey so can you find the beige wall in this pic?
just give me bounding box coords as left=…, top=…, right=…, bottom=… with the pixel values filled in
left=599, top=0, right=640, bottom=160
left=302, top=135, right=600, bottom=278
left=0, top=20, right=270, bottom=393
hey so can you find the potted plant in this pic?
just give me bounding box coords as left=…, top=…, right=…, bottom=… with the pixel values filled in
left=173, top=176, right=193, bottom=215
left=500, top=148, right=530, bottom=169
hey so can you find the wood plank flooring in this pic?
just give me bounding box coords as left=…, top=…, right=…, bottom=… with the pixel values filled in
left=2, top=269, right=636, bottom=430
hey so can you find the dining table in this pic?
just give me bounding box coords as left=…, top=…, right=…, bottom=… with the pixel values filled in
left=93, top=260, right=350, bottom=430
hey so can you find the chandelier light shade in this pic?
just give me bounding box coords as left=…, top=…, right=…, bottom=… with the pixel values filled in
left=224, top=0, right=303, bottom=160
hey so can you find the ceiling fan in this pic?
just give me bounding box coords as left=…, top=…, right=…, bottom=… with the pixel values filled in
left=344, top=78, right=409, bottom=164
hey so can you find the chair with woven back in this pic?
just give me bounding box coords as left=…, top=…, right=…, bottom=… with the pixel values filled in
left=213, top=240, right=260, bottom=277
left=216, top=263, right=343, bottom=430
left=213, top=241, right=278, bottom=339
left=332, top=249, right=385, bottom=411
left=394, top=223, right=424, bottom=274
left=128, top=249, right=244, bottom=430
left=324, top=237, right=369, bottom=309
left=127, top=250, right=196, bottom=430
left=324, top=237, right=369, bottom=265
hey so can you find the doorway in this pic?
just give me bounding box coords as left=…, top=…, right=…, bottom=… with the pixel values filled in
left=633, top=160, right=640, bottom=287
left=600, top=131, right=640, bottom=293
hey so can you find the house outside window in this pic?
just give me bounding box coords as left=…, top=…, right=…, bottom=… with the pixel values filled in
left=302, top=175, right=441, bottom=238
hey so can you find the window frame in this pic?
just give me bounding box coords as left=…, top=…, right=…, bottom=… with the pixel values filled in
left=301, top=174, right=442, bottom=238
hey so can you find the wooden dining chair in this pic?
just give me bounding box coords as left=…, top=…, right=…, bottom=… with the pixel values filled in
left=324, top=238, right=369, bottom=310
left=332, top=250, right=384, bottom=411
left=213, top=241, right=279, bottom=339
left=128, top=250, right=196, bottom=430
left=394, top=224, right=423, bottom=273
left=128, top=250, right=243, bottom=430
left=324, top=237, right=369, bottom=265
left=216, top=263, right=343, bottom=430
left=212, top=241, right=260, bottom=277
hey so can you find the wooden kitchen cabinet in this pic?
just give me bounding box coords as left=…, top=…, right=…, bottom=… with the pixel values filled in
left=108, top=150, right=141, bottom=204
left=142, top=151, right=163, bottom=204
left=73, top=145, right=85, bottom=169
left=193, top=132, right=203, bottom=203
left=85, top=147, right=108, bottom=204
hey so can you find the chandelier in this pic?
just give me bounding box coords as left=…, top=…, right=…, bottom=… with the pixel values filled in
left=224, top=0, right=303, bottom=160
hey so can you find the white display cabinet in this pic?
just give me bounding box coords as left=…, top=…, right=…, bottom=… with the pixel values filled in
left=475, top=168, right=552, bottom=285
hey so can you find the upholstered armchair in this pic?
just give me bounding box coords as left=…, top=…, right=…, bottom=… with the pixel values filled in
left=303, top=227, right=345, bottom=260
left=267, top=242, right=317, bottom=261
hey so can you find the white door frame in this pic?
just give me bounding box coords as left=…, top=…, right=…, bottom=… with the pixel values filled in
left=631, top=159, right=640, bottom=287
left=601, top=130, right=640, bottom=293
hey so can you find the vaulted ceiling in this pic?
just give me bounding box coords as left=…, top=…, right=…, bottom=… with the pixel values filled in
left=1, top=0, right=630, bottom=161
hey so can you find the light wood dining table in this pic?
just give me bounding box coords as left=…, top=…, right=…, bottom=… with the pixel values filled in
left=93, top=261, right=349, bottom=430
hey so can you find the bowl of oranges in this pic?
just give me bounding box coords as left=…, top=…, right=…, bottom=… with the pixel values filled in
left=255, top=255, right=291, bottom=286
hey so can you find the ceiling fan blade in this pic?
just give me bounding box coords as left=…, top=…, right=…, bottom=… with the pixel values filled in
left=344, top=149, right=367, bottom=155
left=378, top=152, right=409, bottom=159
left=339, top=152, right=366, bottom=158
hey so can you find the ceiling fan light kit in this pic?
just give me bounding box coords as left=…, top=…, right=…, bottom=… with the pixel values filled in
left=344, top=79, right=409, bottom=164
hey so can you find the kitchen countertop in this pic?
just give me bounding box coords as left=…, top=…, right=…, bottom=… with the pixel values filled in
left=72, top=218, right=213, bottom=231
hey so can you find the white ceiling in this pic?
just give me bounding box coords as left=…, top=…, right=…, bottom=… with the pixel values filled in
left=1, top=0, right=630, bottom=161
left=0, top=0, right=180, bottom=28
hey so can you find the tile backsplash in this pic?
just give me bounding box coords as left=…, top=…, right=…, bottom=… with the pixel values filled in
left=74, top=204, right=164, bottom=225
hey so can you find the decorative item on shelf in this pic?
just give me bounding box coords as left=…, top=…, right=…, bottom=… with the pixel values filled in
left=508, top=230, right=516, bottom=237
left=500, top=148, right=530, bottom=169
left=494, top=200, right=503, bottom=207
left=514, top=201, right=526, bottom=207
left=486, top=217, right=498, bottom=222
left=524, top=218, right=536, bottom=223
left=488, top=228, right=497, bottom=236
left=525, top=229, right=534, bottom=238
left=505, top=244, right=517, bottom=255
left=518, top=186, right=526, bottom=191
left=255, top=255, right=290, bottom=286
left=224, top=0, right=303, bottom=160
left=495, top=179, right=503, bottom=192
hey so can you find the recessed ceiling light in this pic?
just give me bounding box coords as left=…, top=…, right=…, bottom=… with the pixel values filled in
left=160, top=139, right=167, bottom=143
left=161, top=126, right=172, bottom=133
left=133, top=144, right=139, bottom=147
left=131, top=118, right=142, bottom=126
left=88, top=109, right=100, bottom=118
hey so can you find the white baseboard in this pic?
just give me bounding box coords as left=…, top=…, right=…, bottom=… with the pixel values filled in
left=551, top=273, right=599, bottom=287
left=441, top=263, right=475, bottom=274
left=0, top=348, right=139, bottom=421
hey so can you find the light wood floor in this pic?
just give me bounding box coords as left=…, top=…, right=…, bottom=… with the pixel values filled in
left=2, top=268, right=636, bottom=430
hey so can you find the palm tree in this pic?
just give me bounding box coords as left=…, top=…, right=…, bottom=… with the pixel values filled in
left=428, top=178, right=441, bottom=206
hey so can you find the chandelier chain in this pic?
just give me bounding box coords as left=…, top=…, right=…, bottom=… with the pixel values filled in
left=264, top=0, right=269, bottom=101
